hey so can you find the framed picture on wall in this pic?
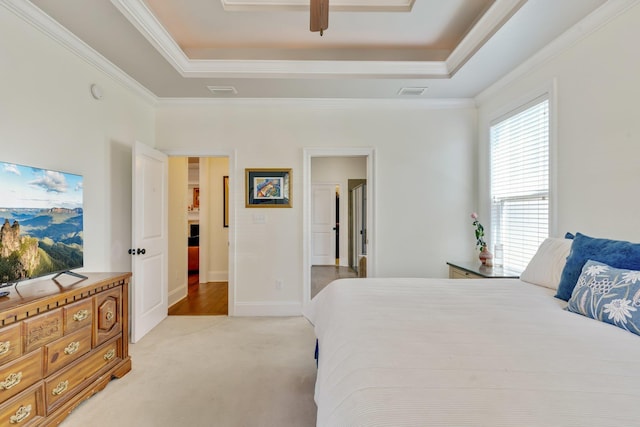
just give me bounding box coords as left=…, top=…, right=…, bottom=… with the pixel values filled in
left=193, top=187, right=200, bottom=209
left=245, top=168, right=292, bottom=208
left=223, top=176, right=229, bottom=227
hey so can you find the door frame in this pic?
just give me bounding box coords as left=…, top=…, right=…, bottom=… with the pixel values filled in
left=164, top=149, right=237, bottom=316
left=302, top=148, right=375, bottom=307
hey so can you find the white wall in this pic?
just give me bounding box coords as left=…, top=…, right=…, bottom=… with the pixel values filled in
left=0, top=7, right=155, bottom=275
left=168, top=157, right=188, bottom=306
left=476, top=2, right=640, bottom=244
left=204, top=157, right=229, bottom=281
left=311, top=157, right=367, bottom=267
left=156, top=101, right=477, bottom=314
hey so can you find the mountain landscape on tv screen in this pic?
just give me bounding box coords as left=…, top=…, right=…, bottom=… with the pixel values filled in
left=0, top=208, right=84, bottom=283
left=0, top=162, right=83, bottom=284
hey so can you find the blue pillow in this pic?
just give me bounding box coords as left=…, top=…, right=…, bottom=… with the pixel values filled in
left=567, top=260, right=640, bottom=336
left=555, top=233, right=640, bottom=301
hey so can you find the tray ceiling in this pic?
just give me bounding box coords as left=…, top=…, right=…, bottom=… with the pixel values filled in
left=20, top=0, right=613, bottom=99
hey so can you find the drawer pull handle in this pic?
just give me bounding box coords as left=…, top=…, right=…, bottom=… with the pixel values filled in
left=104, top=349, right=116, bottom=361
left=105, top=310, right=114, bottom=321
left=0, top=372, right=22, bottom=390
left=52, top=380, right=69, bottom=396
left=73, top=309, right=89, bottom=321
left=64, top=341, right=80, bottom=355
left=9, top=404, right=31, bottom=424
left=0, top=341, right=10, bottom=355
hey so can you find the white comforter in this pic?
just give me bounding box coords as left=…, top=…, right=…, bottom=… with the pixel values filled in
left=304, top=278, right=640, bottom=427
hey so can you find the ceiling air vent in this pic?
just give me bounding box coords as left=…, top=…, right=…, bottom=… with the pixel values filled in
left=398, top=87, right=427, bottom=96
left=207, top=86, right=238, bottom=95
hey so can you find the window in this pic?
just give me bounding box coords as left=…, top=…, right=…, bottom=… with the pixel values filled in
left=490, top=97, right=549, bottom=271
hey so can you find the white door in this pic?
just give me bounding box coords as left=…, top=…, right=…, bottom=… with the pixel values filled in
left=131, top=142, right=168, bottom=343
left=311, top=184, right=337, bottom=265
left=353, top=184, right=366, bottom=264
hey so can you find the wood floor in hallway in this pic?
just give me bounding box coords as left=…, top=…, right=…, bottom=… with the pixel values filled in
left=168, top=274, right=228, bottom=315
left=169, top=267, right=356, bottom=315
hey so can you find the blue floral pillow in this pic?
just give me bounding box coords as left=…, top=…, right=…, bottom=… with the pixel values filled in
left=567, top=260, right=640, bottom=336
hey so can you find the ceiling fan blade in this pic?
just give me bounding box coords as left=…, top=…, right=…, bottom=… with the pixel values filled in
left=310, top=0, right=329, bottom=34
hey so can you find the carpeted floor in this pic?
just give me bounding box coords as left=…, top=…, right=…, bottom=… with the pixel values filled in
left=60, top=316, right=318, bottom=427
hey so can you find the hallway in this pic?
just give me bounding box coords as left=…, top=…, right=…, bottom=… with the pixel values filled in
left=168, top=274, right=228, bottom=315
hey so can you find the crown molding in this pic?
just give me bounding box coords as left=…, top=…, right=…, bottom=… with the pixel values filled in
left=446, top=0, right=527, bottom=76
left=0, top=0, right=157, bottom=106
left=110, top=0, right=448, bottom=78
left=220, top=0, right=415, bottom=12
left=157, top=97, right=476, bottom=110
left=475, top=0, right=640, bottom=105
left=111, top=0, right=521, bottom=79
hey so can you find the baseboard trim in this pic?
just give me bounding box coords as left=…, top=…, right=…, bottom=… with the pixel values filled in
left=233, top=301, right=302, bottom=316
left=168, top=286, right=187, bottom=308
left=207, top=270, right=228, bottom=282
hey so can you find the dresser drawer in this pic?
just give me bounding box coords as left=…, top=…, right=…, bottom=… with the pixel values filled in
left=0, top=323, right=22, bottom=365
left=94, top=288, right=122, bottom=347
left=0, top=350, right=43, bottom=404
left=45, top=336, right=121, bottom=410
left=63, top=299, right=93, bottom=335
left=450, top=269, right=482, bottom=279
left=23, top=309, right=63, bottom=354
left=0, top=384, right=44, bottom=426
left=44, top=327, right=92, bottom=376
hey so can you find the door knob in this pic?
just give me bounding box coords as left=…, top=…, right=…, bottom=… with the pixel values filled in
left=137, top=248, right=146, bottom=255
left=128, top=249, right=135, bottom=255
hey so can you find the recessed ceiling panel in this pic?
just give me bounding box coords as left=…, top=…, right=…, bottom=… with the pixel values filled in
left=26, top=0, right=611, bottom=99
left=221, top=0, right=416, bottom=12
left=143, top=0, right=494, bottom=54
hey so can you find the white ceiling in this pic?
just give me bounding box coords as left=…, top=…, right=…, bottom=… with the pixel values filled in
left=24, top=0, right=610, bottom=99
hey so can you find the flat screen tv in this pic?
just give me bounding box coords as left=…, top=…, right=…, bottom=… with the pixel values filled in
left=0, top=161, right=84, bottom=287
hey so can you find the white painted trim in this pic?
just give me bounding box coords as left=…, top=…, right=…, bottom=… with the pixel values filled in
left=168, top=286, right=187, bottom=308
left=198, top=158, right=210, bottom=286
left=234, top=301, right=302, bottom=317
left=221, top=0, right=415, bottom=12
left=475, top=0, right=640, bottom=105
left=0, top=0, right=157, bottom=105
left=303, top=148, right=375, bottom=310
left=108, top=0, right=520, bottom=79
left=157, top=97, right=476, bottom=109
left=110, top=0, right=191, bottom=75
left=446, top=0, right=527, bottom=75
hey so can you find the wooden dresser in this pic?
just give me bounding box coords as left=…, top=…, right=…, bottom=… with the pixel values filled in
left=0, top=272, right=131, bottom=426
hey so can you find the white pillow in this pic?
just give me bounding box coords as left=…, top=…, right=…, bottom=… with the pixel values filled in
left=520, top=237, right=573, bottom=290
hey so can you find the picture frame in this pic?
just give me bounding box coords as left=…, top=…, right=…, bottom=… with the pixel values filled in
left=223, top=176, right=229, bottom=227
left=245, top=168, right=292, bottom=208
left=193, top=187, right=200, bottom=209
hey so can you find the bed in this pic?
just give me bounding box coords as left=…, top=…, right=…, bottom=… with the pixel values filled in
left=304, top=235, right=640, bottom=426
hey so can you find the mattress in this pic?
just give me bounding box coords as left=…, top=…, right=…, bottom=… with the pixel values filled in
left=304, top=278, right=640, bottom=427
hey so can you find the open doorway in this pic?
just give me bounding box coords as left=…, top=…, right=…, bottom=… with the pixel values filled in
left=167, top=156, right=231, bottom=315
left=303, top=148, right=375, bottom=303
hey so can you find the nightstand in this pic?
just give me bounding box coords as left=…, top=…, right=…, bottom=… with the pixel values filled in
left=447, top=261, right=520, bottom=279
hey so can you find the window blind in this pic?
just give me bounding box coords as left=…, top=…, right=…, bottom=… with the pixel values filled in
left=490, top=98, right=549, bottom=271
